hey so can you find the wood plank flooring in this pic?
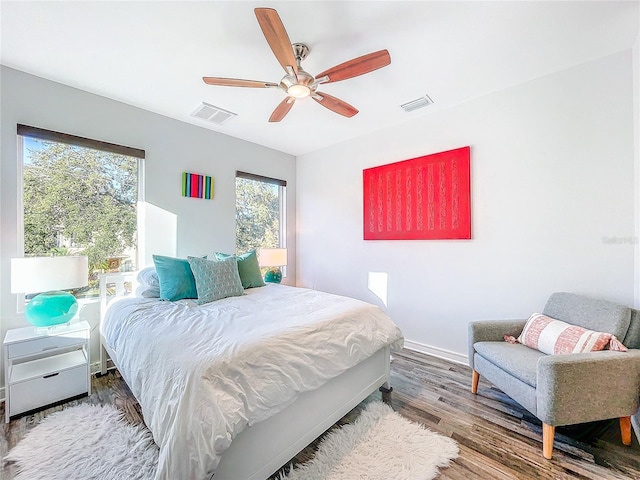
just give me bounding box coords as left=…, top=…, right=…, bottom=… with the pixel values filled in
left=2, top=349, right=639, bottom=479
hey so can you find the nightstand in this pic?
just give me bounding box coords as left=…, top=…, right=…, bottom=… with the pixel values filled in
left=3, top=320, right=91, bottom=423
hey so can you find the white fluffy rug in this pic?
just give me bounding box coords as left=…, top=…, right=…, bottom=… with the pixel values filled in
left=279, top=401, right=459, bottom=480
left=5, top=401, right=458, bottom=480
left=4, top=404, right=158, bottom=480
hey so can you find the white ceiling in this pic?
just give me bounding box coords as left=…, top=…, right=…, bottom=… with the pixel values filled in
left=1, top=1, right=638, bottom=157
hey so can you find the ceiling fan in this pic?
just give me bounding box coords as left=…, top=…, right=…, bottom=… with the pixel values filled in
left=202, top=8, right=391, bottom=122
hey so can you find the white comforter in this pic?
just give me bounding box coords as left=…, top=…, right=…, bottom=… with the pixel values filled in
left=102, top=284, right=403, bottom=480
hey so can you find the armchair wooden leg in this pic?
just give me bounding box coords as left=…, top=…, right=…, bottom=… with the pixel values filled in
left=620, top=416, right=632, bottom=446
left=471, top=370, right=479, bottom=394
left=542, top=423, right=555, bottom=459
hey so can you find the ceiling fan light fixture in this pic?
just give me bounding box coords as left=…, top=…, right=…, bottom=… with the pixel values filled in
left=287, top=84, right=311, bottom=99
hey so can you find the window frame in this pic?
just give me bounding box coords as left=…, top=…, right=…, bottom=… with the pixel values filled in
left=16, top=124, right=145, bottom=307
left=17, top=124, right=145, bottom=159
left=235, top=170, right=287, bottom=273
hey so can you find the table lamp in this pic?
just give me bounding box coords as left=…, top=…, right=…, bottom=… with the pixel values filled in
left=258, top=248, right=287, bottom=284
left=11, top=256, right=89, bottom=327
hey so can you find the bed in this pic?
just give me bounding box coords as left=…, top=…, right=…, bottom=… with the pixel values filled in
left=99, top=272, right=404, bottom=480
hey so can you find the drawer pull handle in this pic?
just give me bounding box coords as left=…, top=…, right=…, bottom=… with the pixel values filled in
left=41, top=346, right=59, bottom=352
left=43, top=373, right=60, bottom=379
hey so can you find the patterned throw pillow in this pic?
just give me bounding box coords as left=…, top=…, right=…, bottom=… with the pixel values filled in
left=187, top=256, right=244, bottom=305
left=510, top=313, right=627, bottom=354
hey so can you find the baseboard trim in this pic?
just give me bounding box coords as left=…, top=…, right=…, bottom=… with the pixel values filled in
left=403, top=339, right=468, bottom=365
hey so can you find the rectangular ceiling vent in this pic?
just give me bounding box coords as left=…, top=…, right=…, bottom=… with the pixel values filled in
left=400, top=95, right=434, bottom=112
left=191, top=102, right=237, bottom=125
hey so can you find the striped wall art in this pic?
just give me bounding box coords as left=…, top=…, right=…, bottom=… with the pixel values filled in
left=182, top=172, right=213, bottom=199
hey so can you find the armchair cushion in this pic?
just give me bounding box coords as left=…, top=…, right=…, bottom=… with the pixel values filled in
left=474, top=342, right=544, bottom=387
left=468, top=319, right=527, bottom=369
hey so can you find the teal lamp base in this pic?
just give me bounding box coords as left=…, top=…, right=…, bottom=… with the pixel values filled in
left=264, top=268, right=282, bottom=284
left=25, top=291, right=78, bottom=327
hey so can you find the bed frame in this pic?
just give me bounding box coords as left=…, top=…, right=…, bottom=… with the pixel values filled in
left=98, top=273, right=392, bottom=480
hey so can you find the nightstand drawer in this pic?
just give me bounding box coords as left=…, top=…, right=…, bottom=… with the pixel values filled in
left=7, top=332, right=88, bottom=359
left=9, top=364, right=88, bottom=416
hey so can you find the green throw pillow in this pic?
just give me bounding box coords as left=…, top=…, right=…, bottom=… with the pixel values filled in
left=214, top=250, right=265, bottom=289
left=187, top=256, right=244, bottom=305
left=152, top=255, right=199, bottom=301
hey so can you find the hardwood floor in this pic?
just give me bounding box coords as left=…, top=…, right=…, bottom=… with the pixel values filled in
left=2, top=349, right=639, bottom=479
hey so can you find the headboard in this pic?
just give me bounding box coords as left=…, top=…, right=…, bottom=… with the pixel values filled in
left=98, top=272, right=136, bottom=375
left=98, top=271, right=137, bottom=324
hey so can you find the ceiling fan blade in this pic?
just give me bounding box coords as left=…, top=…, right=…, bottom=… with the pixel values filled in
left=315, top=50, right=391, bottom=84
left=269, top=97, right=296, bottom=122
left=255, top=8, right=298, bottom=76
left=312, top=92, right=358, bottom=118
left=203, top=77, right=278, bottom=88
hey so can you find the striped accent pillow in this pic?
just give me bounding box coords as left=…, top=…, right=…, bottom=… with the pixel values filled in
left=514, top=313, right=627, bottom=354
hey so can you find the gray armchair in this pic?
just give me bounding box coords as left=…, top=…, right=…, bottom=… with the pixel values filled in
left=468, top=292, right=640, bottom=459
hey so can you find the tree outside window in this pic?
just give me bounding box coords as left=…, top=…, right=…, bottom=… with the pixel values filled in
left=235, top=173, right=285, bottom=255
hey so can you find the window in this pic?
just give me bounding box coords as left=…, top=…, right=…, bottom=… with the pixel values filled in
left=235, top=171, right=286, bottom=254
left=18, top=125, right=144, bottom=296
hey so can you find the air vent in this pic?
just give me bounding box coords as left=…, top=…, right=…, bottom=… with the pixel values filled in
left=191, top=102, right=237, bottom=125
left=400, top=95, right=434, bottom=112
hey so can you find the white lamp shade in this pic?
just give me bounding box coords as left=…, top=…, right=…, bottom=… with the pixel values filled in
left=258, top=248, right=287, bottom=267
left=11, top=256, right=89, bottom=294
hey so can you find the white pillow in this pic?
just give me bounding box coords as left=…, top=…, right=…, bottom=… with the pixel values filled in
left=135, top=284, right=160, bottom=298
left=137, top=266, right=159, bottom=288
left=135, top=266, right=160, bottom=298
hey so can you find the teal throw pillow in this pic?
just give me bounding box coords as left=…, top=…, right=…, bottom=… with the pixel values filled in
left=188, top=256, right=244, bottom=305
left=152, top=255, right=199, bottom=301
left=215, top=250, right=265, bottom=289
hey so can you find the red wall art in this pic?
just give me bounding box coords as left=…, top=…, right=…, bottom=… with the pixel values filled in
left=363, top=146, right=471, bottom=240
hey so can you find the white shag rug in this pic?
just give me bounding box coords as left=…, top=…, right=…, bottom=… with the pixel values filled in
left=5, top=401, right=458, bottom=480
left=279, top=401, right=459, bottom=480
left=4, top=404, right=158, bottom=480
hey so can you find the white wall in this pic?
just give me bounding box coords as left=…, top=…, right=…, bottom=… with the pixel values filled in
left=635, top=31, right=640, bottom=309
left=0, top=66, right=296, bottom=387
left=297, top=51, right=635, bottom=362
left=631, top=28, right=640, bottom=445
